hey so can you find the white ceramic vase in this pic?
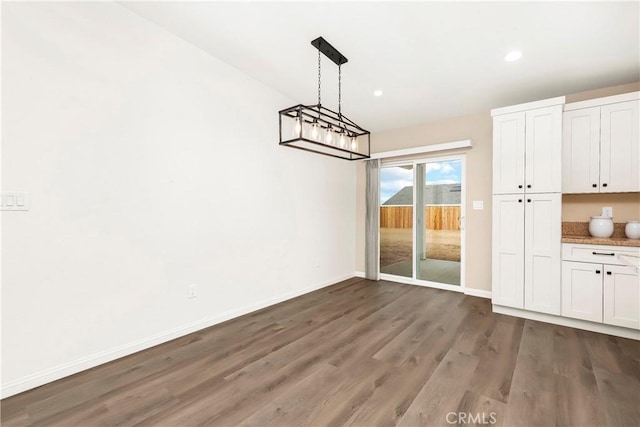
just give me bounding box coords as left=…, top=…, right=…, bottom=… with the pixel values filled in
left=589, top=216, right=614, bottom=238
left=625, top=221, right=640, bottom=239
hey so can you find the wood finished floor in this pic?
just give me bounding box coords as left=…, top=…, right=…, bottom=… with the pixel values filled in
left=2, top=278, right=639, bottom=426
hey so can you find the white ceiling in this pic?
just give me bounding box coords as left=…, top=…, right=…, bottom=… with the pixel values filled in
left=121, top=1, right=639, bottom=132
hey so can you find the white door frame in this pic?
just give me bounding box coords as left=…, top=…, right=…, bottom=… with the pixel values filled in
left=379, top=154, right=466, bottom=293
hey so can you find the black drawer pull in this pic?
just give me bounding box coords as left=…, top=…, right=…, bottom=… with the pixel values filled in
left=527, top=199, right=532, bottom=203
left=595, top=270, right=601, bottom=274
left=592, top=184, right=597, bottom=188
left=602, top=183, right=608, bottom=187
left=606, top=271, right=612, bottom=275
left=518, top=199, right=522, bottom=203
left=518, top=185, right=523, bottom=189
left=592, top=251, right=615, bottom=256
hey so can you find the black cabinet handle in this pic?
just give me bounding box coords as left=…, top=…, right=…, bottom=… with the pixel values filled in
left=606, top=271, right=612, bottom=275
left=527, top=184, right=531, bottom=188
left=592, top=251, right=615, bottom=256
left=592, top=184, right=598, bottom=188
left=596, top=270, right=601, bottom=274
left=518, top=185, right=523, bottom=189
left=527, top=199, right=532, bottom=203
left=603, top=183, right=608, bottom=187
left=518, top=199, right=523, bottom=203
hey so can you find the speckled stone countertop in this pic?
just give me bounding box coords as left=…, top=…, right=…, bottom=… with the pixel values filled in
left=562, top=222, right=640, bottom=247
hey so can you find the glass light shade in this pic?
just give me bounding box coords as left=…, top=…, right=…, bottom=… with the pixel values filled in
left=293, top=117, right=302, bottom=137
left=311, top=122, right=320, bottom=140
left=326, top=128, right=334, bottom=145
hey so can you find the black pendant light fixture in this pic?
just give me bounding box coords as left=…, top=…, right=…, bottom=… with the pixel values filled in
left=278, top=37, right=370, bottom=160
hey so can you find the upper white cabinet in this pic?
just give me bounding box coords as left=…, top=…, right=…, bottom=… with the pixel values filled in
left=562, top=107, right=601, bottom=193
left=492, top=98, right=564, bottom=195
left=493, top=113, right=525, bottom=195
left=525, top=107, right=563, bottom=194
left=563, top=92, right=639, bottom=194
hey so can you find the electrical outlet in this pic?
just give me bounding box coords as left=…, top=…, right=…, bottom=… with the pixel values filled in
left=602, top=207, right=613, bottom=218
left=1, top=192, right=29, bottom=211
left=188, top=284, right=198, bottom=299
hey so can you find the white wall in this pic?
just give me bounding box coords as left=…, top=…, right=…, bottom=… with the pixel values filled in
left=1, top=2, right=356, bottom=397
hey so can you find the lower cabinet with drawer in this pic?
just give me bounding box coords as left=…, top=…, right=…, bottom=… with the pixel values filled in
left=562, top=244, right=639, bottom=330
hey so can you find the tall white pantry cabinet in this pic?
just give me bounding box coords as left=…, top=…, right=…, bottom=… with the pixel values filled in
left=491, top=97, right=564, bottom=315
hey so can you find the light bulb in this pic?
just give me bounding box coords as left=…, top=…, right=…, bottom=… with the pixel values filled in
left=293, top=117, right=302, bottom=137
left=326, top=128, right=334, bottom=145
left=351, top=137, right=358, bottom=151
left=339, top=133, right=346, bottom=149
left=311, top=122, right=319, bottom=139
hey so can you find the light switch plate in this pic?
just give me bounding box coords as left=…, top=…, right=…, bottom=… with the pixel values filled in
left=473, top=200, right=484, bottom=210
left=602, top=206, right=613, bottom=218
left=1, top=192, right=29, bottom=211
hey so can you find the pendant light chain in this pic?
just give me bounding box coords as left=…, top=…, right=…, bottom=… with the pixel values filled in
left=317, top=48, right=322, bottom=106
left=338, top=64, right=342, bottom=117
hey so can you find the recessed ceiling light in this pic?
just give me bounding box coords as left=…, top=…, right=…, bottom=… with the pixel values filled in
left=504, top=51, right=522, bottom=62
left=373, top=90, right=383, bottom=97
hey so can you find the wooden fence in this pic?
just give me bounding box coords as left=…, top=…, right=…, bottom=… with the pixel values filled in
left=380, top=206, right=461, bottom=230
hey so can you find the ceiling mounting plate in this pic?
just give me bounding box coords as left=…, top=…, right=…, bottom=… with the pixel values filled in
left=311, top=37, right=348, bottom=66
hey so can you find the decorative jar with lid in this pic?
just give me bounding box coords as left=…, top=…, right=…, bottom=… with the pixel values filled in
left=589, top=216, right=614, bottom=238
left=625, top=221, right=640, bottom=239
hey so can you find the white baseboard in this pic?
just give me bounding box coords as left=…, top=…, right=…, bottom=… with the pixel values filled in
left=493, top=304, right=640, bottom=340
left=464, top=288, right=492, bottom=299
left=354, top=271, right=365, bottom=278
left=0, top=273, right=354, bottom=399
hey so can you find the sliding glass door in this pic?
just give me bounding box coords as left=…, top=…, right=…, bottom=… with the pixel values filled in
left=379, top=165, right=414, bottom=278
left=380, top=156, right=465, bottom=289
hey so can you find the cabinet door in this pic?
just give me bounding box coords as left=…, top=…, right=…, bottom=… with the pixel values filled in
left=524, top=193, right=561, bottom=315
left=492, top=195, right=525, bottom=308
left=603, top=265, right=639, bottom=329
left=562, top=107, right=601, bottom=193
left=493, top=112, right=525, bottom=194
left=561, top=261, right=603, bottom=322
left=525, top=106, right=562, bottom=193
left=600, top=100, right=640, bottom=193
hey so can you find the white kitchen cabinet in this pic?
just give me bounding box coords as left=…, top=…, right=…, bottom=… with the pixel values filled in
left=491, top=97, right=563, bottom=314
left=493, top=113, right=525, bottom=195
left=600, top=100, right=640, bottom=193
left=561, top=243, right=640, bottom=330
left=562, top=261, right=603, bottom=322
left=492, top=194, right=525, bottom=308
left=492, top=193, right=561, bottom=313
left=563, top=93, right=639, bottom=194
left=562, top=107, right=600, bottom=193
left=525, top=107, right=563, bottom=194
left=492, top=103, right=563, bottom=194
left=604, top=265, right=640, bottom=329
left=524, top=193, right=562, bottom=315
